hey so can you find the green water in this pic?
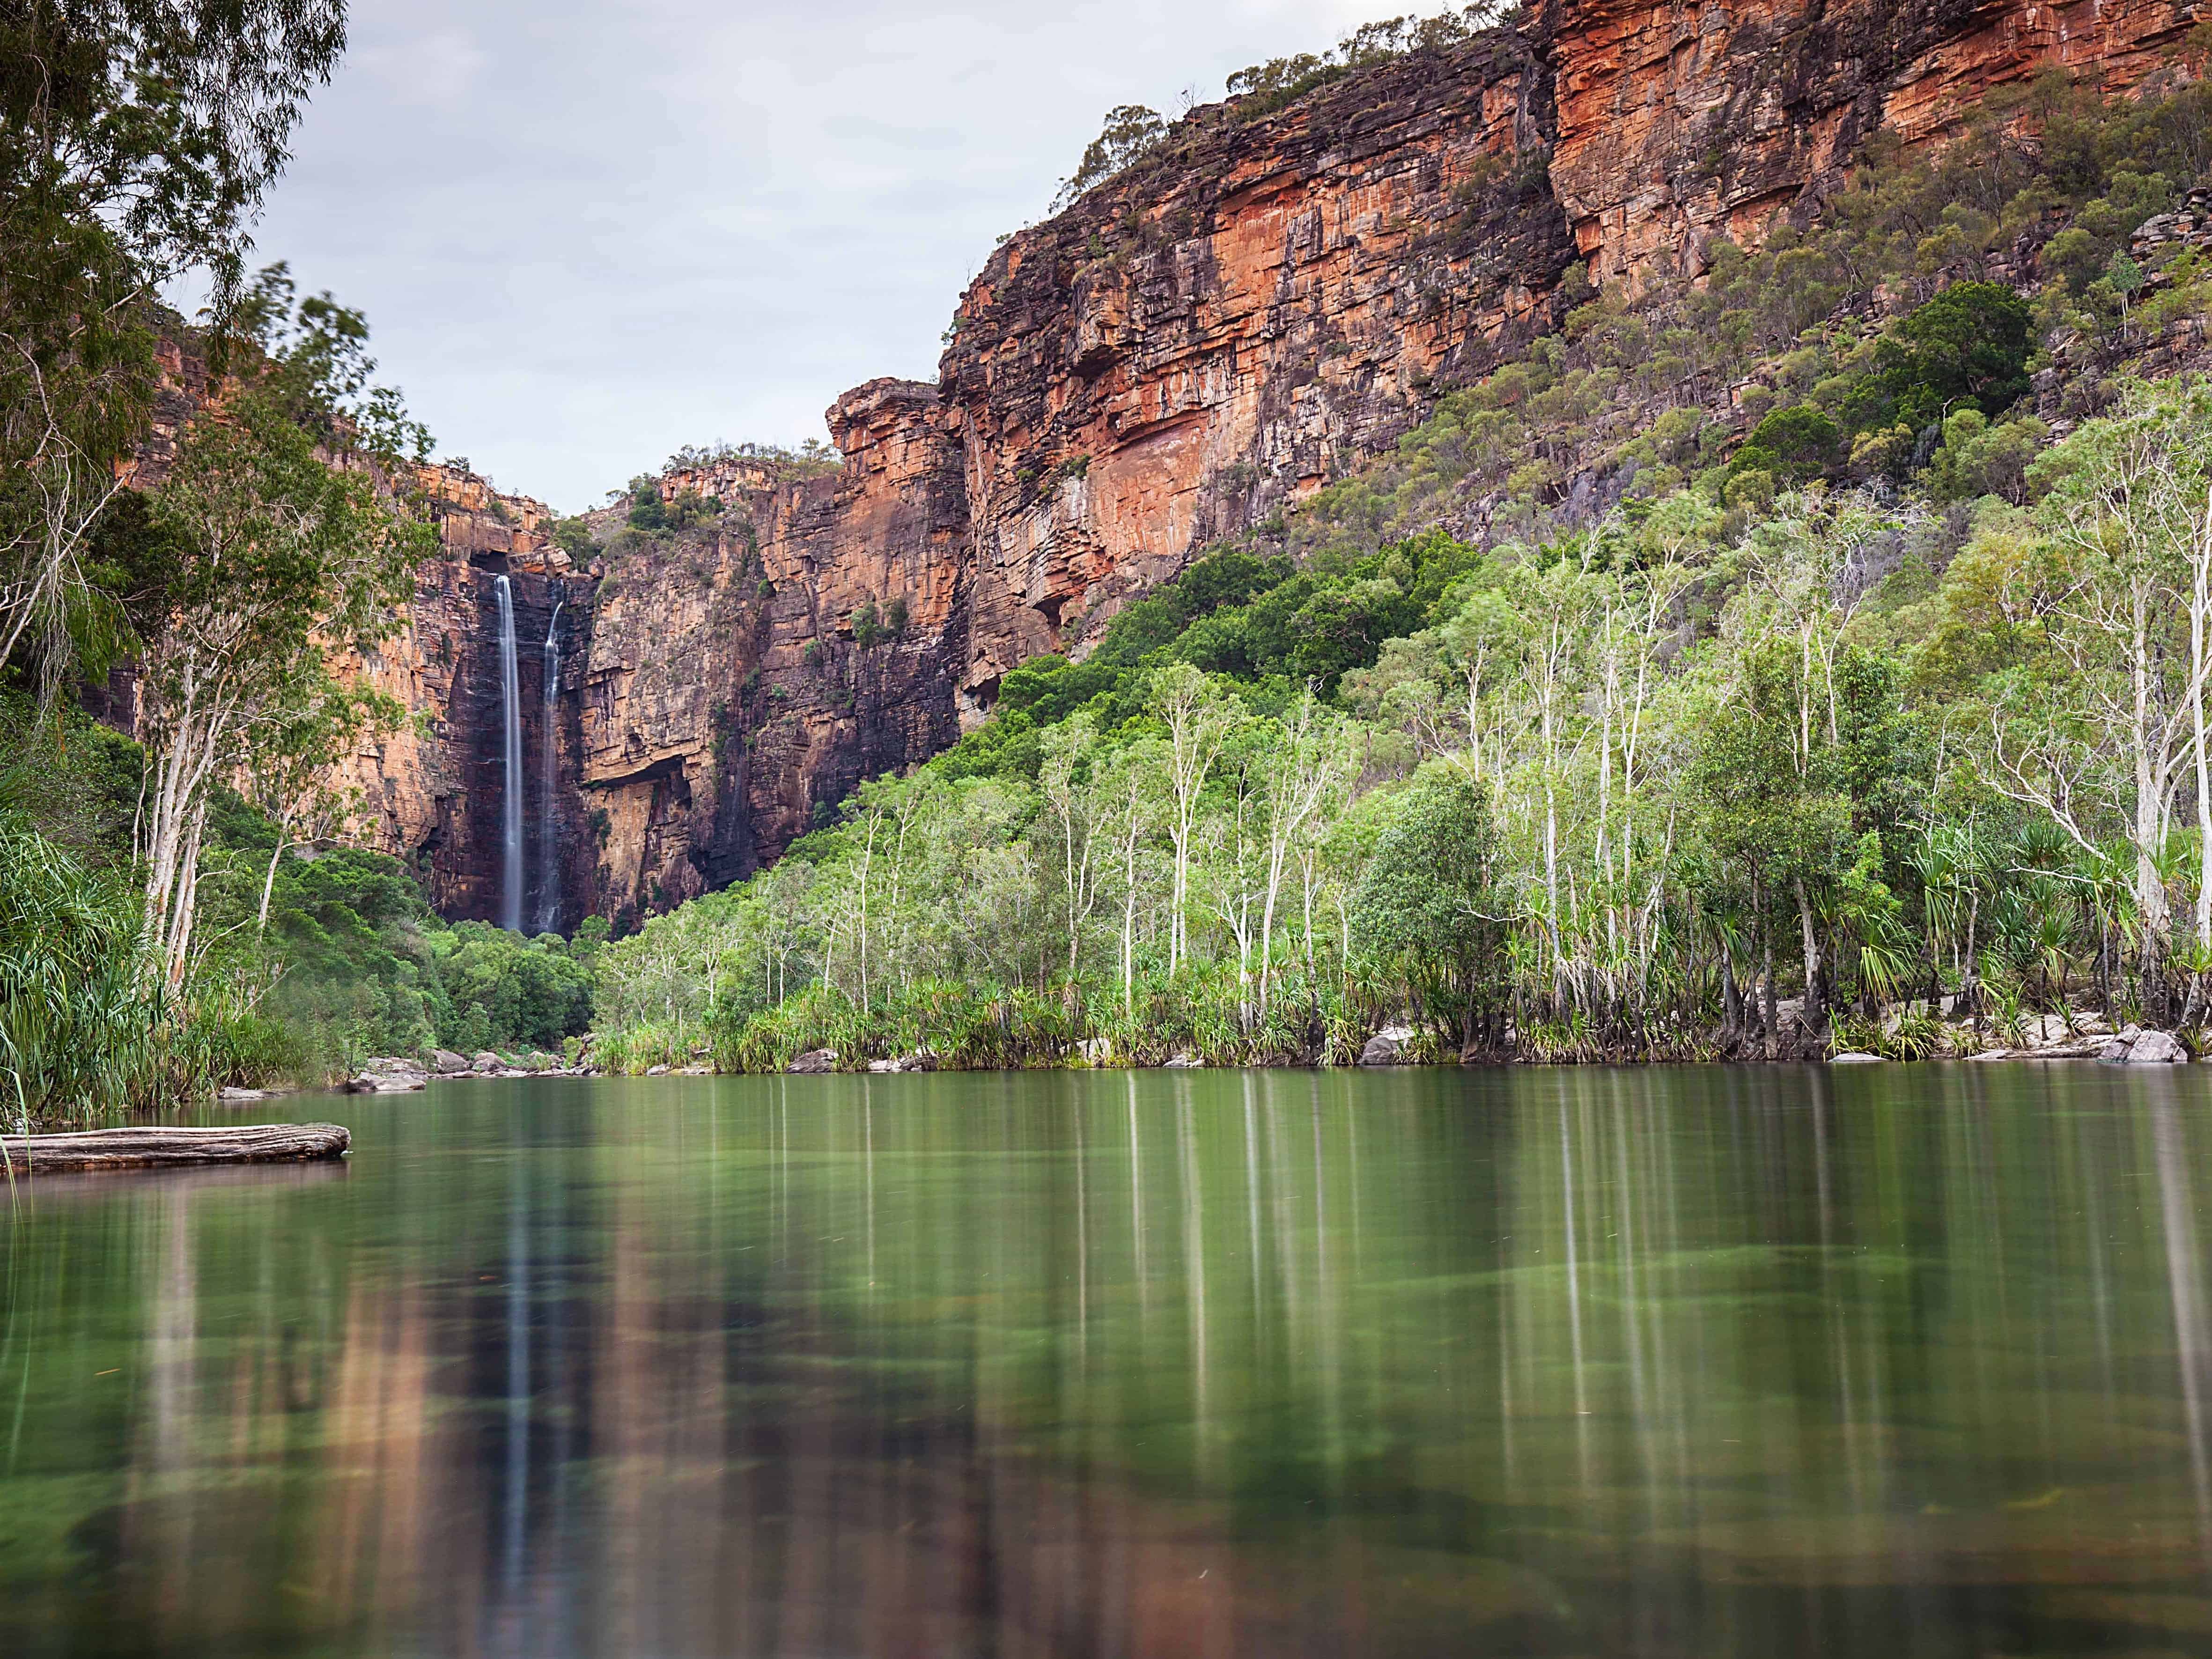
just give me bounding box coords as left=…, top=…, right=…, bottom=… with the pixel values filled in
left=4, top=1065, right=2212, bottom=1656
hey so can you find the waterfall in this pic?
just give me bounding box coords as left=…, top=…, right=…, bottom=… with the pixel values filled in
left=494, top=575, right=523, bottom=933
left=536, top=597, right=564, bottom=933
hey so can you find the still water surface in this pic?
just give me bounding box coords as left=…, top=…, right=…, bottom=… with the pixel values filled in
left=5, top=1065, right=2212, bottom=1656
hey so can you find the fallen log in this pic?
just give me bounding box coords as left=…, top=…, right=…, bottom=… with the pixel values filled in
left=0, top=1122, right=350, bottom=1175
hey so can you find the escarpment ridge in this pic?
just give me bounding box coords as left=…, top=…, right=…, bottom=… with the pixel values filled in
left=309, top=0, right=2192, bottom=932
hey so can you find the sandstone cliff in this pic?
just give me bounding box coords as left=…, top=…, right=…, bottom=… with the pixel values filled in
left=1549, top=0, right=2195, bottom=293
left=938, top=30, right=1572, bottom=693
left=579, top=381, right=966, bottom=921
left=335, top=0, right=2202, bottom=931
left=324, top=466, right=592, bottom=926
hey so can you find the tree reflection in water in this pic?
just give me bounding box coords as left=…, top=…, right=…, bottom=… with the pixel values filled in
left=4, top=1064, right=2212, bottom=1657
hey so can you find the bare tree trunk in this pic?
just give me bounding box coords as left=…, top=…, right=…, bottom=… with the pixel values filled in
left=2191, top=489, right=2212, bottom=952
left=1761, top=915, right=1778, bottom=1062
left=1120, top=809, right=1142, bottom=1020
left=256, top=813, right=295, bottom=935
left=1719, top=932, right=1741, bottom=1047
left=2133, top=580, right=2175, bottom=1009
left=165, top=808, right=207, bottom=991
left=855, top=812, right=877, bottom=1012
left=1795, top=877, right=1825, bottom=1035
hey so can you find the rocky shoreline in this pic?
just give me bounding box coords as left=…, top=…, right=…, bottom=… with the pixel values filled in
left=1834, top=1023, right=2194, bottom=1067
left=259, top=1014, right=2206, bottom=1096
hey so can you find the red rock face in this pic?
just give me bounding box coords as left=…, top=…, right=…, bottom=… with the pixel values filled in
left=1548, top=0, right=2196, bottom=293
left=326, top=467, right=591, bottom=928
left=309, top=389, right=967, bottom=931
left=938, top=33, right=1574, bottom=691
left=567, top=380, right=969, bottom=926
left=320, top=0, right=2200, bottom=928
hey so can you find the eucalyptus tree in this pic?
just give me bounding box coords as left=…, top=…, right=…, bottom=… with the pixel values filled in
left=1152, top=662, right=1241, bottom=977
left=0, top=0, right=349, bottom=700
left=243, top=671, right=395, bottom=933
left=1980, top=381, right=2212, bottom=1002
left=1097, top=735, right=1168, bottom=1015
left=1250, top=688, right=1358, bottom=1020
left=755, top=858, right=815, bottom=1004
left=138, top=388, right=430, bottom=988
left=1349, top=769, right=1504, bottom=1053
left=1686, top=639, right=1859, bottom=1040
left=1035, top=715, right=1108, bottom=988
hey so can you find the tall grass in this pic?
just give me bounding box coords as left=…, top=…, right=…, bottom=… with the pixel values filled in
left=0, top=813, right=166, bottom=1127
left=0, top=812, right=299, bottom=1128
left=593, top=962, right=1779, bottom=1075
left=593, top=1020, right=703, bottom=1074
left=588, top=969, right=1383, bottom=1075
left=708, top=980, right=1083, bottom=1073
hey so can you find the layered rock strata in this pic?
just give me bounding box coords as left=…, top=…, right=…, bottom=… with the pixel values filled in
left=1548, top=0, right=2196, bottom=293
left=937, top=30, right=1573, bottom=692
left=579, top=380, right=967, bottom=919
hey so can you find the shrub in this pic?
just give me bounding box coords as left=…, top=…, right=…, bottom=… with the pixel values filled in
left=550, top=516, right=596, bottom=560
left=594, top=1020, right=695, bottom=1075
left=852, top=600, right=883, bottom=649
left=1733, top=403, right=1843, bottom=483
left=1926, top=408, right=2048, bottom=502
left=1349, top=767, right=1506, bottom=1050
left=1844, top=281, right=2034, bottom=435
left=1054, top=105, right=1167, bottom=209
left=625, top=475, right=666, bottom=530
left=664, top=488, right=713, bottom=531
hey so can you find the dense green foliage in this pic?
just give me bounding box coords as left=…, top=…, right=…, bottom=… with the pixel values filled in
left=1347, top=771, right=1506, bottom=1049
left=217, top=818, right=595, bottom=1062
left=0, top=0, right=348, bottom=704
left=0, top=690, right=593, bottom=1125
left=964, top=533, right=1475, bottom=760
left=594, top=369, right=2212, bottom=1072
left=1843, top=281, right=2035, bottom=435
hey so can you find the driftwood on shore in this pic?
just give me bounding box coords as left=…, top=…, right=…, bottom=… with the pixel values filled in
left=0, top=1122, right=350, bottom=1175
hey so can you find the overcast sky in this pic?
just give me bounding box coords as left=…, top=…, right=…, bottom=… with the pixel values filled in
left=213, top=0, right=1394, bottom=513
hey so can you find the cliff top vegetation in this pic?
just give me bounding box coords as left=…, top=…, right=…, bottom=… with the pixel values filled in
left=1050, top=3, right=1512, bottom=210
left=664, top=438, right=842, bottom=481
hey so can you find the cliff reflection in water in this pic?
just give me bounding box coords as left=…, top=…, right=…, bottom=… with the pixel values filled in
left=6, top=1066, right=2212, bottom=1657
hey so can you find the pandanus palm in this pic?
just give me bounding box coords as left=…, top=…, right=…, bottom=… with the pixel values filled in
left=1699, top=905, right=1753, bottom=1036
left=1851, top=914, right=1918, bottom=1013
left=1982, top=886, right=2041, bottom=985
left=2067, top=839, right=2140, bottom=1018
left=2148, top=833, right=2199, bottom=1020
left=2174, top=938, right=2212, bottom=1027
left=1906, top=821, right=1995, bottom=1005
left=1821, top=835, right=1912, bottom=1014
left=2026, top=892, right=2079, bottom=1010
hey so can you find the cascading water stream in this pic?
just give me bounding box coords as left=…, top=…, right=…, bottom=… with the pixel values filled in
left=536, top=597, right=564, bottom=934
left=493, top=575, right=523, bottom=933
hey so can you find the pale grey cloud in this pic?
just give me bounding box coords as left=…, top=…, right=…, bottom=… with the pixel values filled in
left=352, top=27, right=490, bottom=107
left=214, top=0, right=1395, bottom=512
